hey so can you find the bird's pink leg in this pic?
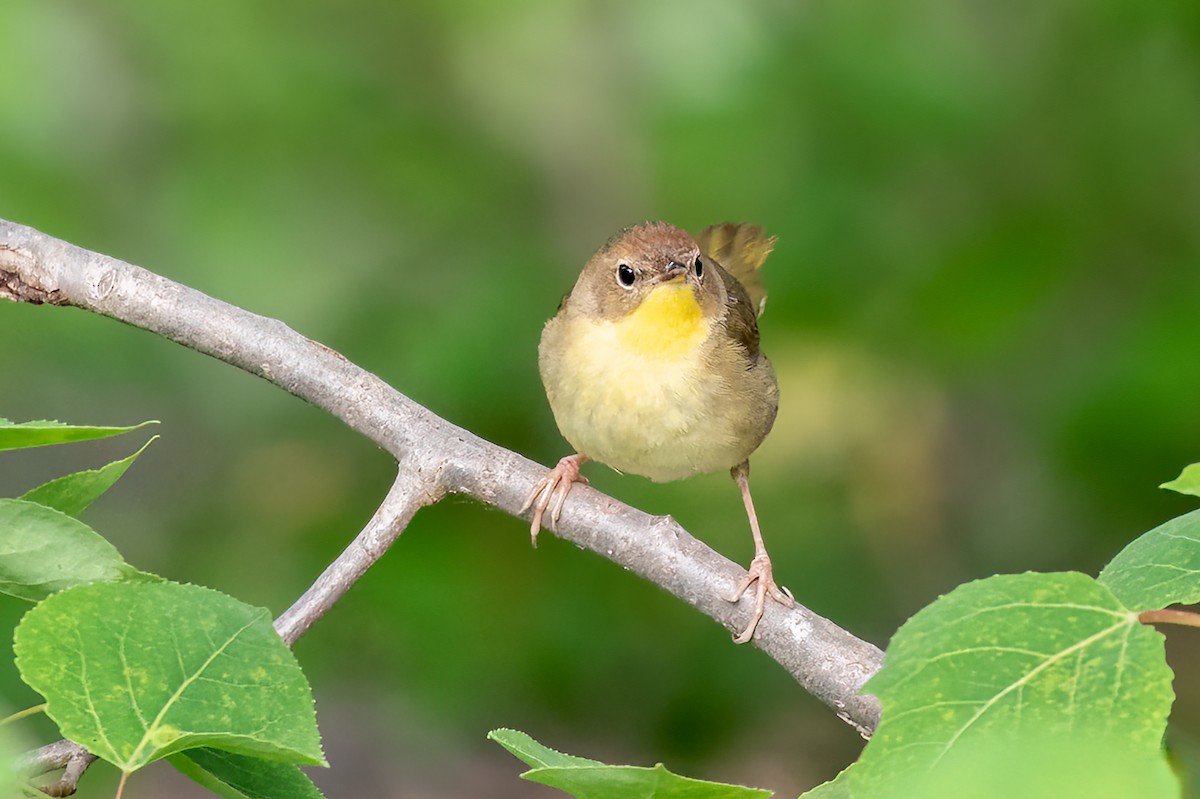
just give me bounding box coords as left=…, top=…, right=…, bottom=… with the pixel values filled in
left=728, top=460, right=794, bottom=644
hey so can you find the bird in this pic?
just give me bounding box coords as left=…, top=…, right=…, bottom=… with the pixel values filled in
left=520, top=221, right=793, bottom=643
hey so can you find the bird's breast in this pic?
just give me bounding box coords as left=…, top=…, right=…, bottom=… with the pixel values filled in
left=539, top=290, right=770, bottom=482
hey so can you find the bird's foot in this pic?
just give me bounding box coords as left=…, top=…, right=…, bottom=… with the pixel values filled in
left=727, top=553, right=794, bottom=644
left=519, top=454, right=589, bottom=547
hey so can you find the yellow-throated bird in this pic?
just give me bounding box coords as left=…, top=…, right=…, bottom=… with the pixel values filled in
left=521, top=221, right=792, bottom=643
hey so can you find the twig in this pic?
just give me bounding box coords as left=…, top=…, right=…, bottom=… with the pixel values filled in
left=16, top=740, right=97, bottom=797
left=274, top=466, right=441, bottom=646
left=1, top=219, right=884, bottom=744
left=10, top=471, right=437, bottom=796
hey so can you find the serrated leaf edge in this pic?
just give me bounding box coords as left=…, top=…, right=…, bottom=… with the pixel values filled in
left=487, top=728, right=600, bottom=768
left=0, top=420, right=159, bottom=451
left=19, top=436, right=159, bottom=516
left=522, top=764, right=773, bottom=798
left=17, top=582, right=325, bottom=772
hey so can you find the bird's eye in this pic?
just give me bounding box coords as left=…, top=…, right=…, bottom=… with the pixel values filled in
left=617, top=264, right=636, bottom=287
left=694, top=257, right=704, bottom=278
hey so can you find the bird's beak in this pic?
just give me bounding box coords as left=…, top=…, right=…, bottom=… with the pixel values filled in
left=661, top=261, right=688, bottom=283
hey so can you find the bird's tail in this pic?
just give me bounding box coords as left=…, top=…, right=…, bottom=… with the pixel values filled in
left=695, top=223, right=776, bottom=317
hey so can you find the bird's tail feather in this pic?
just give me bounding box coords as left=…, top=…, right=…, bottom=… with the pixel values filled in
left=695, top=223, right=776, bottom=317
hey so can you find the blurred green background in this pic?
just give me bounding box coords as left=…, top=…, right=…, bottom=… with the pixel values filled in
left=2, top=0, right=1200, bottom=796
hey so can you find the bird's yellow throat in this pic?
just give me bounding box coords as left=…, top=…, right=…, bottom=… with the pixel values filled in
left=614, top=281, right=707, bottom=361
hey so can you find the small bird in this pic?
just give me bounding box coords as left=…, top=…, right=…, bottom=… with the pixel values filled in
left=521, top=221, right=793, bottom=643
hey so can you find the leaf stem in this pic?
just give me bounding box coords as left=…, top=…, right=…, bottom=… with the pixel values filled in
left=0, top=703, right=46, bottom=727
left=114, top=770, right=129, bottom=799
left=1138, top=608, right=1200, bottom=628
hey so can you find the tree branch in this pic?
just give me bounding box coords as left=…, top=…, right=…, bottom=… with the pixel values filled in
left=1, top=219, right=884, bottom=739
left=274, top=466, right=441, bottom=646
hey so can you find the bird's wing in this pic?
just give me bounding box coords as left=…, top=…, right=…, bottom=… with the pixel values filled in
left=712, top=261, right=761, bottom=357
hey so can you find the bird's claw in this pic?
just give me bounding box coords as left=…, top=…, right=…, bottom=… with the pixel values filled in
left=519, top=455, right=589, bottom=547
left=727, top=553, right=794, bottom=644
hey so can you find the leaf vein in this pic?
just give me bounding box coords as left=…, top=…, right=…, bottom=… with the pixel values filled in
left=128, top=613, right=264, bottom=767
left=117, top=611, right=150, bottom=731
left=938, top=601, right=1125, bottom=631
left=932, top=617, right=1132, bottom=766
left=73, top=625, right=121, bottom=766
left=885, top=645, right=1052, bottom=692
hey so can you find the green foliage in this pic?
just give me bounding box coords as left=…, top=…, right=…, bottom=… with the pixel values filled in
left=1162, top=465, right=1200, bottom=498
left=885, top=734, right=1179, bottom=799
left=170, top=748, right=326, bottom=799
left=850, top=572, right=1173, bottom=796
left=1099, top=509, right=1200, bottom=611
left=14, top=581, right=325, bottom=772
left=19, top=436, right=157, bottom=516
left=867, top=571, right=1169, bottom=747
left=494, top=497, right=1200, bottom=798
left=787, top=500, right=1200, bottom=797
left=6, top=2, right=1200, bottom=791
left=798, top=767, right=852, bottom=799
left=1, top=420, right=326, bottom=796
left=799, top=739, right=1177, bottom=798
left=0, top=419, right=156, bottom=451
left=0, top=428, right=158, bottom=600
left=489, top=729, right=772, bottom=799
left=0, top=499, right=147, bottom=601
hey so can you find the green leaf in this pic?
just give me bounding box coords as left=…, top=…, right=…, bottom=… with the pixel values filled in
left=14, top=581, right=325, bottom=774
left=488, top=729, right=772, bottom=799
left=0, top=499, right=146, bottom=601
left=526, top=765, right=774, bottom=799
left=19, top=437, right=158, bottom=516
left=1099, top=509, right=1200, bottom=611
left=891, top=731, right=1179, bottom=799
left=1162, top=464, right=1200, bottom=498
left=170, top=748, right=326, bottom=799
left=853, top=572, right=1172, bottom=795
left=0, top=419, right=157, bottom=451
left=489, top=729, right=602, bottom=769
left=799, top=765, right=853, bottom=798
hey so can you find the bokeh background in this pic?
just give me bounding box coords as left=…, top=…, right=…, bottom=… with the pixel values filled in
left=3, top=1, right=1200, bottom=796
